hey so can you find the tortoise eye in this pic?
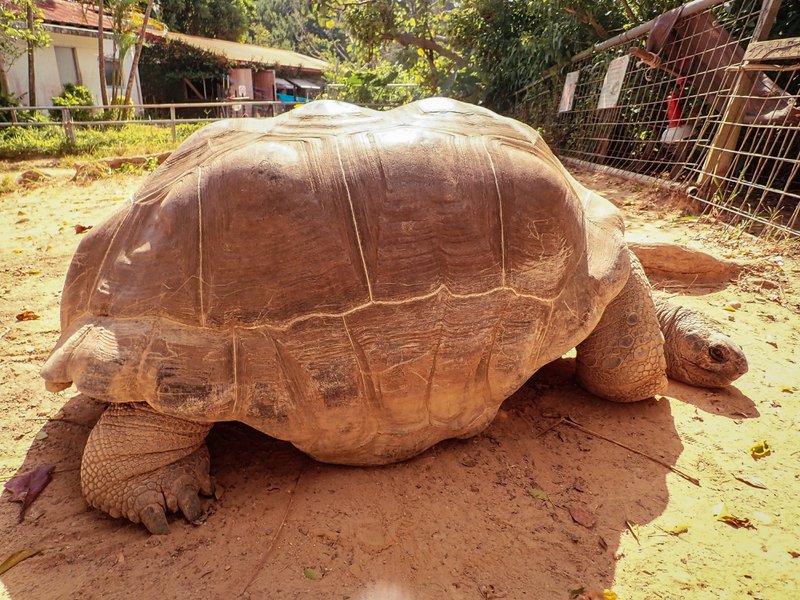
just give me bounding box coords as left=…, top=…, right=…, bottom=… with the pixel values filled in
left=709, top=345, right=726, bottom=363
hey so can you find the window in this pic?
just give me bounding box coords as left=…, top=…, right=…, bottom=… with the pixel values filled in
left=54, top=46, right=80, bottom=88
left=104, top=59, right=116, bottom=87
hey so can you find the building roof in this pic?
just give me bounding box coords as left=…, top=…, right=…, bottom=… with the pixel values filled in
left=36, top=0, right=113, bottom=30
left=165, top=32, right=329, bottom=74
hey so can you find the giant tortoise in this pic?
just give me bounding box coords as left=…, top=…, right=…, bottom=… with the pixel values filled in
left=42, top=98, right=747, bottom=534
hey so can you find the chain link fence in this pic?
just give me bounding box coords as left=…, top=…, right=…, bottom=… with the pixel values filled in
left=530, top=0, right=799, bottom=237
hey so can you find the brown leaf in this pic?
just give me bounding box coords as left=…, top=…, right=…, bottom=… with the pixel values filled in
left=733, top=472, right=768, bottom=489
left=74, top=224, right=93, bottom=234
left=15, top=309, right=40, bottom=321
left=4, top=465, right=54, bottom=520
left=569, top=506, right=597, bottom=528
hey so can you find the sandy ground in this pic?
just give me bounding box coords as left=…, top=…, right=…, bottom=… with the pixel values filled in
left=0, top=161, right=798, bottom=600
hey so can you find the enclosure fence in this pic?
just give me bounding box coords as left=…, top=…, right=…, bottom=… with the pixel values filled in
left=533, top=0, right=799, bottom=237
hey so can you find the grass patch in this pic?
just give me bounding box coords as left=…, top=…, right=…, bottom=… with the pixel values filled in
left=0, top=122, right=207, bottom=160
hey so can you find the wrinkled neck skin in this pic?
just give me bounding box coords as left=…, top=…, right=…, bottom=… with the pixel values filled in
left=654, top=298, right=748, bottom=388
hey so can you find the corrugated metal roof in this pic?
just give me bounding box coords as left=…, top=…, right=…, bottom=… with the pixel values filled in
left=285, top=77, right=321, bottom=90
left=166, top=32, right=329, bottom=73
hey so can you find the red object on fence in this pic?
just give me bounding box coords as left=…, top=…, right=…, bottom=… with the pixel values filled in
left=666, top=77, right=687, bottom=127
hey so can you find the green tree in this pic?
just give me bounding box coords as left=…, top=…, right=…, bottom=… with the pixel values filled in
left=312, top=0, right=467, bottom=95
left=0, top=0, right=49, bottom=97
left=158, top=0, right=255, bottom=41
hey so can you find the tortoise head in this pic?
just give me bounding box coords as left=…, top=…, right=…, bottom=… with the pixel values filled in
left=658, top=301, right=748, bottom=388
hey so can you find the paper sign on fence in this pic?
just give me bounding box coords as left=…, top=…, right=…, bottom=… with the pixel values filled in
left=597, top=55, right=630, bottom=110
left=558, top=71, right=580, bottom=113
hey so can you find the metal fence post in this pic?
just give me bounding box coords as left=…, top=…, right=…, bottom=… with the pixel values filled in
left=62, top=108, right=76, bottom=145
left=170, top=105, right=177, bottom=143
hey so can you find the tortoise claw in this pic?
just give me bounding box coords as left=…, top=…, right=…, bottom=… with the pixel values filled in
left=177, top=485, right=205, bottom=524
left=140, top=504, right=170, bottom=535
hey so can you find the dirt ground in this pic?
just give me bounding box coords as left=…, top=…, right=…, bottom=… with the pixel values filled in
left=0, top=161, right=798, bottom=600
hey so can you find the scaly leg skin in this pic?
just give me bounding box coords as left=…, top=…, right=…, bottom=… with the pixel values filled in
left=81, top=403, right=213, bottom=535
left=576, top=251, right=668, bottom=402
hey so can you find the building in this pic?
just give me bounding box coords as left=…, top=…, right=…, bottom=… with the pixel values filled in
left=2, top=0, right=145, bottom=107
left=157, top=31, right=328, bottom=107
left=2, top=0, right=329, bottom=111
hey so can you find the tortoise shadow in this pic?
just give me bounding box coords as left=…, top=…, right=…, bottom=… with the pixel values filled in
left=666, top=379, right=759, bottom=419
left=0, top=372, right=686, bottom=599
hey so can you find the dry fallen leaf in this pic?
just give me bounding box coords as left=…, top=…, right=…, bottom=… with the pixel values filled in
left=750, top=441, right=771, bottom=459
left=528, top=487, right=550, bottom=502
left=74, top=224, right=93, bottom=234
left=733, top=472, right=768, bottom=489
left=569, top=506, right=597, bottom=528
left=4, top=465, right=55, bottom=521
left=663, top=522, right=689, bottom=535
left=713, top=502, right=755, bottom=530
left=15, top=309, right=40, bottom=321
left=0, top=549, right=42, bottom=575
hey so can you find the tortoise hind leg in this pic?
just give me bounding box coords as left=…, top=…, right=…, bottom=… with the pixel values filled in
left=81, top=403, right=213, bottom=534
left=575, top=251, right=668, bottom=402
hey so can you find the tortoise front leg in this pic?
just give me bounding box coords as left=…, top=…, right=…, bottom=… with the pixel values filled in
left=81, top=403, right=213, bottom=534
left=575, top=251, right=668, bottom=402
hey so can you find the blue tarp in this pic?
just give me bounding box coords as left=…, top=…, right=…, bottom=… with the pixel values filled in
left=277, top=93, right=310, bottom=103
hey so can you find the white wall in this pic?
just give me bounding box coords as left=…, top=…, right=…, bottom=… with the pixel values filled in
left=4, top=30, right=142, bottom=108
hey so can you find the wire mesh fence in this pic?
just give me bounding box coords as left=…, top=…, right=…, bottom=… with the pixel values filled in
left=530, top=0, right=800, bottom=237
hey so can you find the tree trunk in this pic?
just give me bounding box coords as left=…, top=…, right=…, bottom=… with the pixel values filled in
left=0, top=65, right=10, bottom=96
left=123, top=0, right=153, bottom=106
left=26, top=2, right=36, bottom=105
left=98, top=1, right=109, bottom=106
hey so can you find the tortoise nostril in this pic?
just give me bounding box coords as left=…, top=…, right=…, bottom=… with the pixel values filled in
left=709, top=345, right=726, bottom=363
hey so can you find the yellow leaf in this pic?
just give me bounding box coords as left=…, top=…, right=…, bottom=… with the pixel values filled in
left=722, top=305, right=736, bottom=312
left=0, top=549, right=42, bottom=575
left=664, top=522, right=689, bottom=535
left=714, top=502, right=754, bottom=529
left=603, top=591, right=618, bottom=600
left=325, top=19, right=335, bottom=28
left=750, top=441, right=771, bottom=459
left=417, top=48, right=425, bottom=57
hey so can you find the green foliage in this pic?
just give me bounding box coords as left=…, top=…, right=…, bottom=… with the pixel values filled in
left=313, top=0, right=465, bottom=96
left=139, top=37, right=232, bottom=102
left=50, top=84, right=95, bottom=122
left=326, top=63, right=418, bottom=105
left=0, top=122, right=206, bottom=159
left=0, top=0, right=50, bottom=77
left=158, top=0, right=255, bottom=41
left=249, top=0, right=347, bottom=60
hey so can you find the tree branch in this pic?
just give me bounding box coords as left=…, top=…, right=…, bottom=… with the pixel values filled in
left=563, top=6, right=609, bottom=39
left=383, top=31, right=466, bottom=67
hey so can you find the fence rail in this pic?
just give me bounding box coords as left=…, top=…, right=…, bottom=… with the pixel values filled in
left=532, top=0, right=800, bottom=237
left=0, top=100, right=300, bottom=143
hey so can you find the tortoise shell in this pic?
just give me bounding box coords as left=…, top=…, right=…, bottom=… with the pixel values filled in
left=42, top=98, right=629, bottom=464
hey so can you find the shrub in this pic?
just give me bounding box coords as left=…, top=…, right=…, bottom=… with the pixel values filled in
left=50, top=84, right=95, bottom=122
left=99, top=96, right=135, bottom=122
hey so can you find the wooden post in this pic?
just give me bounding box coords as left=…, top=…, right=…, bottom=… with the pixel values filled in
left=169, top=105, right=176, bottom=142
left=62, top=108, right=76, bottom=145
left=697, top=0, right=783, bottom=187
